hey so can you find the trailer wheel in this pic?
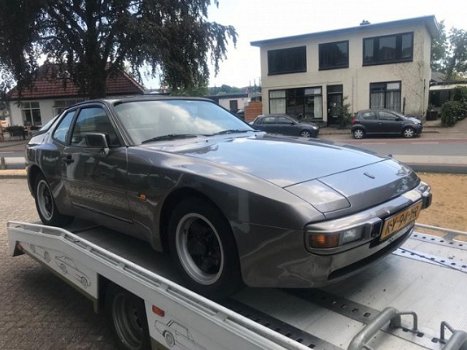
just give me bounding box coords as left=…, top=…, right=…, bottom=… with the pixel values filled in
left=163, top=331, right=175, bottom=347
left=105, top=284, right=151, bottom=350
left=34, top=173, right=73, bottom=226
left=168, top=197, right=242, bottom=299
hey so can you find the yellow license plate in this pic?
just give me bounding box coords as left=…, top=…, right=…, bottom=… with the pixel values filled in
left=380, top=201, right=423, bottom=241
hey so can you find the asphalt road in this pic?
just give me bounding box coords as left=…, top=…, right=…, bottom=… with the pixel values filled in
left=2, top=132, right=467, bottom=172
left=330, top=137, right=467, bottom=157
left=0, top=178, right=117, bottom=349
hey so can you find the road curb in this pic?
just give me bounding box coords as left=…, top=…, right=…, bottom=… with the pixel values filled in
left=409, top=164, right=467, bottom=174
left=0, top=170, right=27, bottom=178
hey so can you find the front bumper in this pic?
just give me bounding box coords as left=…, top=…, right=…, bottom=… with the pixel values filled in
left=239, top=184, right=432, bottom=288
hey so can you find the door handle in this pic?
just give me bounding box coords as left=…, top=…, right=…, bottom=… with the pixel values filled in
left=62, top=155, right=74, bottom=164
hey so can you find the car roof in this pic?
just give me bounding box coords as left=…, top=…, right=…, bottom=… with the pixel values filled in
left=70, top=95, right=216, bottom=108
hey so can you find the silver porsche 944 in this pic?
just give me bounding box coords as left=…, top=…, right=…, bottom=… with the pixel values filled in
left=26, top=97, right=432, bottom=298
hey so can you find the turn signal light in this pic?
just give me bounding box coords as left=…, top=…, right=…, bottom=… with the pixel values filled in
left=152, top=305, right=165, bottom=317
left=309, top=233, right=340, bottom=248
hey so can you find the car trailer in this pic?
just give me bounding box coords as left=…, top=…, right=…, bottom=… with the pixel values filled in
left=8, top=221, right=467, bottom=350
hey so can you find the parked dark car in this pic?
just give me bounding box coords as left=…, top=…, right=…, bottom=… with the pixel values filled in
left=351, top=109, right=423, bottom=139
left=26, top=97, right=432, bottom=298
left=251, top=114, right=319, bottom=138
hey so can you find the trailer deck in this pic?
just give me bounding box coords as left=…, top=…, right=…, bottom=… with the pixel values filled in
left=8, top=221, right=467, bottom=350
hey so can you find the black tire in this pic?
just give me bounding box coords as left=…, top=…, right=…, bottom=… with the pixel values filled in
left=299, top=130, right=312, bottom=138
left=34, top=173, right=73, bottom=226
left=402, top=127, right=415, bottom=138
left=352, top=128, right=365, bottom=139
left=168, top=197, right=242, bottom=299
left=105, top=284, right=151, bottom=350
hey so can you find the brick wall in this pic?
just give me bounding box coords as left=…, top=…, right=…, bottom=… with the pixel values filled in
left=244, top=101, right=262, bottom=122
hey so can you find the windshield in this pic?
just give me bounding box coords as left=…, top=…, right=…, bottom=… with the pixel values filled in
left=114, top=99, right=253, bottom=145
left=39, top=115, right=60, bottom=132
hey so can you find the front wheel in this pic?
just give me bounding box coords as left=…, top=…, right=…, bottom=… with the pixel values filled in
left=168, top=198, right=242, bottom=299
left=402, top=127, right=415, bottom=138
left=299, top=130, right=312, bottom=138
left=105, top=284, right=151, bottom=350
left=34, top=173, right=73, bottom=226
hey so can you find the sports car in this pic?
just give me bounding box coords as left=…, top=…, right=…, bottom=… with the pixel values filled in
left=26, top=97, right=432, bottom=298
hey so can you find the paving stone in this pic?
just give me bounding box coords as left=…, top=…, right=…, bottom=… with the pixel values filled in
left=0, top=179, right=117, bottom=349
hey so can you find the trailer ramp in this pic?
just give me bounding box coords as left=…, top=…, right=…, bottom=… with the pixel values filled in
left=8, top=221, right=467, bottom=350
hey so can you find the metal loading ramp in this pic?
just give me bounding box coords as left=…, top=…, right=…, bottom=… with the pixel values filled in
left=8, top=221, right=467, bottom=350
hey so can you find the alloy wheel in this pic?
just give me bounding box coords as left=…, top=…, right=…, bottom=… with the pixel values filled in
left=175, top=213, right=224, bottom=285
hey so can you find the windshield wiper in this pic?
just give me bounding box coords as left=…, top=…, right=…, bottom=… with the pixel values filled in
left=141, top=134, right=200, bottom=144
left=208, top=129, right=253, bottom=136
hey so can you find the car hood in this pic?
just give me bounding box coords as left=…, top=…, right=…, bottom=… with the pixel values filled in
left=141, top=134, right=392, bottom=188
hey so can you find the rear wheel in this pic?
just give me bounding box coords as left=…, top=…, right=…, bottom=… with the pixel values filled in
left=352, top=128, right=365, bottom=139
left=403, top=127, right=415, bottom=138
left=168, top=197, right=242, bottom=299
left=34, top=173, right=73, bottom=226
left=105, top=284, right=151, bottom=350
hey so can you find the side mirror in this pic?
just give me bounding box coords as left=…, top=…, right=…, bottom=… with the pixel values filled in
left=84, top=133, right=110, bottom=155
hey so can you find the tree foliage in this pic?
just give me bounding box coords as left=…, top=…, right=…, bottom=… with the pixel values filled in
left=431, top=22, right=467, bottom=80
left=0, top=0, right=237, bottom=98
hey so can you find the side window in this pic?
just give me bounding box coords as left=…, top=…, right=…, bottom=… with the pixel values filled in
left=379, top=111, right=397, bottom=121
left=361, top=112, right=377, bottom=120
left=71, top=107, right=119, bottom=147
left=52, top=111, right=76, bottom=143
left=263, top=117, right=275, bottom=124
left=277, top=116, right=291, bottom=124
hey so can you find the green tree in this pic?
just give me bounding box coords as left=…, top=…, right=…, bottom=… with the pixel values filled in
left=0, top=0, right=237, bottom=98
left=431, top=21, right=448, bottom=72
left=431, top=22, right=467, bottom=79
left=445, top=28, right=467, bottom=79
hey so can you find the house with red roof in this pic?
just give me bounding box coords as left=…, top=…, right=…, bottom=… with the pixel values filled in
left=7, top=64, right=145, bottom=127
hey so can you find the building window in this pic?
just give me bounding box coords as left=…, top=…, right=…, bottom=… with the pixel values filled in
left=53, top=99, right=84, bottom=116
left=21, top=102, right=42, bottom=126
left=269, top=90, right=286, bottom=113
left=319, top=41, right=349, bottom=70
left=370, top=82, right=401, bottom=112
left=229, top=100, right=238, bottom=112
left=269, top=87, right=323, bottom=121
left=268, top=46, right=307, bottom=75
left=363, top=32, right=413, bottom=65
left=304, top=87, right=323, bottom=120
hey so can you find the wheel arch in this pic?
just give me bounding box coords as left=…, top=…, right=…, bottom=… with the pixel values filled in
left=28, top=165, right=45, bottom=194
left=159, top=187, right=230, bottom=253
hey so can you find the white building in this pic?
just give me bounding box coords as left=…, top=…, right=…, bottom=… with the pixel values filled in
left=251, top=16, right=438, bottom=125
left=7, top=64, right=145, bottom=127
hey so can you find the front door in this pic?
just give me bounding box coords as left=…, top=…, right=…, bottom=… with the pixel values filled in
left=62, top=105, right=131, bottom=222
left=327, top=85, right=343, bottom=125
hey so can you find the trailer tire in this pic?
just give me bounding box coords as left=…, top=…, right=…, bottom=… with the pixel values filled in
left=163, top=331, right=175, bottom=347
left=105, top=284, right=151, bottom=350
left=34, top=173, right=73, bottom=227
left=168, top=197, right=242, bottom=299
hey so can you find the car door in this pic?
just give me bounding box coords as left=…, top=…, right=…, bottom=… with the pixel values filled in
left=378, top=110, right=402, bottom=134
left=61, top=105, right=131, bottom=222
left=275, top=116, right=297, bottom=135
left=255, top=116, right=276, bottom=133
left=358, top=111, right=379, bottom=134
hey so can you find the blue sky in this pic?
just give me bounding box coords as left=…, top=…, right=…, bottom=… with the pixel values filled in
left=200, top=0, right=466, bottom=88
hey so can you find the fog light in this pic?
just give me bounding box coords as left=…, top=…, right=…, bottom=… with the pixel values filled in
left=342, top=227, right=363, bottom=244
left=310, top=233, right=340, bottom=248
